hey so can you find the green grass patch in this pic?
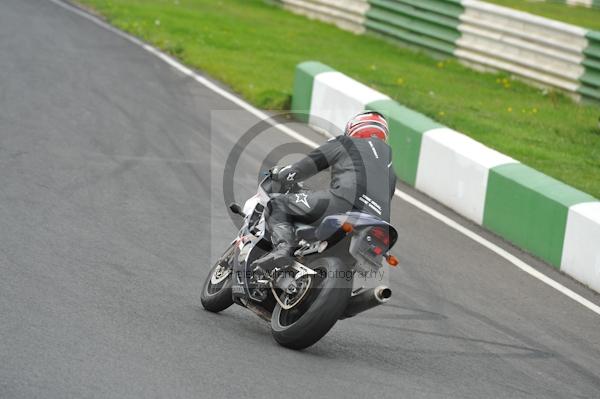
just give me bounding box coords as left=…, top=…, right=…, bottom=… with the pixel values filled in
left=486, top=0, right=600, bottom=31
left=76, top=0, right=600, bottom=199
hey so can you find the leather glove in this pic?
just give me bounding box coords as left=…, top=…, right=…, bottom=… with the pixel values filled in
left=270, top=165, right=293, bottom=182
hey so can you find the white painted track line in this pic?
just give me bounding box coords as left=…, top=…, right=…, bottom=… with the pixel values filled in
left=48, top=0, right=600, bottom=316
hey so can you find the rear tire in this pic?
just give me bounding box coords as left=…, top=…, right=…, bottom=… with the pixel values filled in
left=270, top=257, right=352, bottom=350
left=201, top=245, right=235, bottom=313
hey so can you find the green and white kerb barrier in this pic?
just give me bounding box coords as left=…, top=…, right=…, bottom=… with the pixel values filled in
left=292, top=61, right=600, bottom=292
left=282, top=0, right=600, bottom=103
left=541, top=0, right=600, bottom=9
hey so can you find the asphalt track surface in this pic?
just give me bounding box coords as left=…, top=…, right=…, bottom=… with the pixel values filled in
left=1, top=0, right=600, bottom=398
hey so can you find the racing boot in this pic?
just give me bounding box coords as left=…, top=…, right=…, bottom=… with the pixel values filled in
left=252, top=222, right=295, bottom=271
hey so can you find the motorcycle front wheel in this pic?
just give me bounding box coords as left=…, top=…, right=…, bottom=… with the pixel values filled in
left=201, top=244, right=235, bottom=313
left=270, top=257, right=352, bottom=350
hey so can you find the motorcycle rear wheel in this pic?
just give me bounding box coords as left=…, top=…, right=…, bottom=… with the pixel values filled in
left=270, top=257, right=352, bottom=350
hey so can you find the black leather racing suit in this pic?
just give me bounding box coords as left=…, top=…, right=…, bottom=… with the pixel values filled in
left=269, top=135, right=397, bottom=227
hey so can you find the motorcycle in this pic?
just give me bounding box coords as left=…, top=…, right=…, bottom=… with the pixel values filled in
left=201, top=174, right=399, bottom=349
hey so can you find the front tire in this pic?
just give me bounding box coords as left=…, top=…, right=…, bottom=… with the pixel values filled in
left=201, top=245, right=235, bottom=313
left=270, top=257, right=352, bottom=350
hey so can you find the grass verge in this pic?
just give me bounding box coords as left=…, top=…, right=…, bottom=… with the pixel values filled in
left=75, top=0, right=600, bottom=199
left=486, top=0, right=600, bottom=31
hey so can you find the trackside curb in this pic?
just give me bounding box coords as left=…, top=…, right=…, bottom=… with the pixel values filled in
left=293, top=60, right=600, bottom=293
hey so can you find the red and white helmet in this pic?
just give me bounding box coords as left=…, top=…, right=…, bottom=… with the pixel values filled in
left=344, top=111, right=389, bottom=142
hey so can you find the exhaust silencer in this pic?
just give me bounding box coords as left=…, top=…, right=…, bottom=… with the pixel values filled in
left=341, top=286, right=391, bottom=319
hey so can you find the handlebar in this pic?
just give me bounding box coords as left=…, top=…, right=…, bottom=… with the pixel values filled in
left=259, top=173, right=305, bottom=195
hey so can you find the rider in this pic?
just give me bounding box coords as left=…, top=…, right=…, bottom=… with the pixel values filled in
left=254, top=111, right=397, bottom=269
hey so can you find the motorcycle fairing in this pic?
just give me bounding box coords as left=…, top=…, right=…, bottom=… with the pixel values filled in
left=315, top=211, right=398, bottom=247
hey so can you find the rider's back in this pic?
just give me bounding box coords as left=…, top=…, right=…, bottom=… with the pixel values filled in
left=324, top=135, right=396, bottom=222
